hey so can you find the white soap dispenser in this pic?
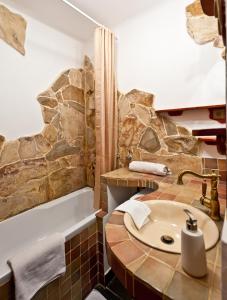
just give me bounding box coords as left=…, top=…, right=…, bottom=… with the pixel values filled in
left=181, top=209, right=207, bottom=278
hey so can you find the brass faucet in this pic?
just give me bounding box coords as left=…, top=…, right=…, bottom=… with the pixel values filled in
left=177, top=170, right=221, bottom=221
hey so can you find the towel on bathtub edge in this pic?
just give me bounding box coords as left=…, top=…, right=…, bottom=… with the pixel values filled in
left=7, top=233, right=66, bottom=300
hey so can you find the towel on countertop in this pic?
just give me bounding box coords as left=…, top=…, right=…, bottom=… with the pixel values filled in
left=115, top=199, right=151, bottom=230
left=7, top=233, right=66, bottom=300
left=129, top=161, right=171, bottom=176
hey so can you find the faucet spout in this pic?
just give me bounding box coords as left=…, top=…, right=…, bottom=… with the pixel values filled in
left=177, top=170, right=208, bottom=185
left=177, top=169, right=221, bottom=221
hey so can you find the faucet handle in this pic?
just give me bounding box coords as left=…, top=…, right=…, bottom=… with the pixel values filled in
left=183, top=209, right=198, bottom=231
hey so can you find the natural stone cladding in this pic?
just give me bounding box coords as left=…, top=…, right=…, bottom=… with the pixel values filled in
left=0, top=4, right=27, bottom=55
left=186, top=0, right=225, bottom=55
left=118, top=89, right=202, bottom=174
left=0, top=56, right=95, bottom=220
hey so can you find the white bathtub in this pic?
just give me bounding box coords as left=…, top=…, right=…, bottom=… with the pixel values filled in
left=0, top=187, right=98, bottom=285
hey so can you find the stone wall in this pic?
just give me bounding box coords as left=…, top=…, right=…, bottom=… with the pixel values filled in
left=0, top=56, right=95, bottom=221
left=84, top=57, right=96, bottom=187
left=186, top=0, right=225, bottom=57
left=118, top=89, right=203, bottom=174
left=0, top=4, right=27, bottom=55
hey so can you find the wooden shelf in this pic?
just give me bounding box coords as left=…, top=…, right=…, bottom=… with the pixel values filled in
left=192, top=128, right=226, bottom=136
left=156, top=104, right=226, bottom=123
left=192, top=128, right=226, bottom=155
left=198, top=137, right=216, bottom=145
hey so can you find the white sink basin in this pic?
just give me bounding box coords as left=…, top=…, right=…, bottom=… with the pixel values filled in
left=124, top=200, right=219, bottom=254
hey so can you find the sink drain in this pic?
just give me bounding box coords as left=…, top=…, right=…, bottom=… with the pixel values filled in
left=161, top=235, right=174, bottom=245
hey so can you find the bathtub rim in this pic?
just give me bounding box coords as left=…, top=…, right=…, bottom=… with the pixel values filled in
left=0, top=187, right=99, bottom=286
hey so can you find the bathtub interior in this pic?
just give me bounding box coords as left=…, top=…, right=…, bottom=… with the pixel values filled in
left=0, top=187, right=97, bottom=284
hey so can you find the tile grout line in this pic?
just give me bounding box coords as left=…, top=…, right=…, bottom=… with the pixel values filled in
left=207, top=242, right=219, bottom=300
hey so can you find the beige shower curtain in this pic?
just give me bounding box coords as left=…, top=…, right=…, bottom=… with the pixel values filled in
left=94, top=27, right=118, bottom=209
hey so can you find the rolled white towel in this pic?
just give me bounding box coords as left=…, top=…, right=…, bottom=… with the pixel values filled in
left=115, top=199, right=151, bottom=230
left=129, top=161, right=171, bottom=176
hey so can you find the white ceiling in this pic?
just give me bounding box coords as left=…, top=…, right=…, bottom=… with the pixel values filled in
left=1, top=0, right=96, bottom=41
left=1, top=0, right=159, bottom=41
left=69, top=0, right=160, bottom=28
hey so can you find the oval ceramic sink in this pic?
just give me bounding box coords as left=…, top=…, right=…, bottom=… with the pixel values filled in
left=124, top=200, right=219, bottom=253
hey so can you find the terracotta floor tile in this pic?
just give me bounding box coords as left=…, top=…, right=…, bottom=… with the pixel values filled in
left=213, top=265, right=221, bottom=290
left=204, top=158, right=218, bottom=170
left=127, top=254, right=147, bottom=273
left=149, top=248, right=180, bottom=268
left=130, top=236, right=151, bottom=253
left=162, top=177, right=176, bottom=184
left=166, top=271, right=209, bottom=300
left=158, top=193, right=176, bottom=200
left=162, top=185, right=185, bottom=195
left=218, top=159, right=226, bottom=171
left=110, top=253, right=126, bottom=283
left=137, top=192, right=161, bottom=201
left=105, top=226, right=129, bottom=243
left=206, top=245, right=218, bottom=265
left=216, top=243, right=221, bottom=268
left=174, top=193, right=194, bottom=204
left=108, top=241, right=124, bottom=248
left=219, top=194, right=226, bottom=202
left=218, top=183, right=226, bottom=193
left=135, top=256, right=174, bottom=293
left=219, top=171, right=227, bottom=182
left=176, top=258, right=215, bottom=288
left=112, top=210, right=124, bottom=215
left=108, top=214, right=124, bottom=225
left=112, top=240, right=144, bottom=265
left=210, top=288, right=221, bottom=300
left=104, top=169, right=226, bottom=299
left=156, top=182, right=172, bottom=190
left=190, top=179, right=203, bottom=185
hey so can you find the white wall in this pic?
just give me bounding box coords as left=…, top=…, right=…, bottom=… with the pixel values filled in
left=83, top=36, right=95, bottom=62
left=0, top=2, right=84, bottom=140
left=114, top=0, right=225, bottom=110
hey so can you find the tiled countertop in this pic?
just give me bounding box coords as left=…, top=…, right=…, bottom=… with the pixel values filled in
left=103, top=168, right=226, bottom=300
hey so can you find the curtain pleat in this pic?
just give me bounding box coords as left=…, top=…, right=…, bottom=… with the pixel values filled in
left=94, top=27, right=118, bottom=208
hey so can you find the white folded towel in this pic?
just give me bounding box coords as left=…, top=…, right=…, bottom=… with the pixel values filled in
left=115, top=199, right=151, bottom=230
left=7, top=233, right=66, bottom=300
left=129, top=161, right=171, bottom=176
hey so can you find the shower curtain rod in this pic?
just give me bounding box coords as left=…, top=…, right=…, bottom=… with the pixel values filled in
left=61, top=0, right=104, bottom=27
left=61, top=0, right=119, bottom=40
